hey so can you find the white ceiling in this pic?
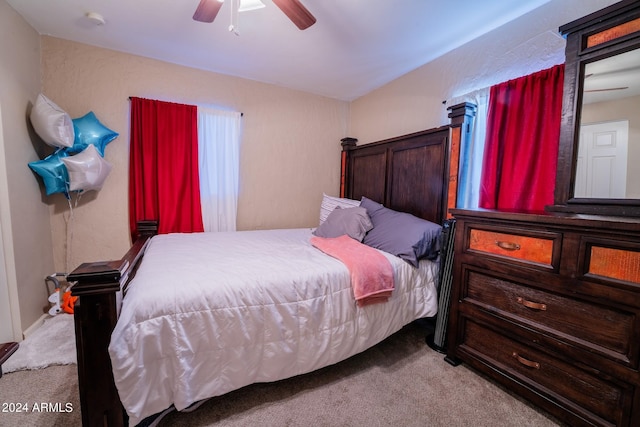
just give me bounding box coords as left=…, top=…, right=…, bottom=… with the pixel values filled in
left=7, top=0, right=553, bottom=101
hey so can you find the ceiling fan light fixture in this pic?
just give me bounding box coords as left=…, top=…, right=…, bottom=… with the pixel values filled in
left=194, top=0, right=315, bottom=30
left=238, top=0, right=265, bottom=12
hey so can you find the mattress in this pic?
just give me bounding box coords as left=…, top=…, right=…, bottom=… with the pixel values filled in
left=109, top=228, right=438, bottom=425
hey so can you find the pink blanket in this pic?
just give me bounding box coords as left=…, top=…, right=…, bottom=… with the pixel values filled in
left=310, top=235, right=394, bottom=306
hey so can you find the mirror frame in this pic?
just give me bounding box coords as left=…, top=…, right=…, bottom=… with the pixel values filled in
left=550, top=0, right=640, bottom=217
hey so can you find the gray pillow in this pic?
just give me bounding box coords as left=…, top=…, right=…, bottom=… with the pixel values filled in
left=313, top=206, right=373, bottom=242
left=360, top=197, right=441, bottom=267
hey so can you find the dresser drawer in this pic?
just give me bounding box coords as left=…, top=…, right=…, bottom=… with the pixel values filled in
left=464, top=268, right=636, bottom=368
left=467, top=226, right=560, bottom=269
left=582, top=238, right=640, bottom=287
left=459, top=319, right=629, bottom=427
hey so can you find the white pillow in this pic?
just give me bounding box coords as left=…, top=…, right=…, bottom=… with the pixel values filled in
left=319, top=193, right=360, bottom=225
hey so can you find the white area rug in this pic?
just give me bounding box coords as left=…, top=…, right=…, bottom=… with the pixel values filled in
left=2, top=314, right=76, bottom=373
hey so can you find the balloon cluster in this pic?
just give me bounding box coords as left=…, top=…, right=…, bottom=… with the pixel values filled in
left=28, top=94, right=118, bottom=197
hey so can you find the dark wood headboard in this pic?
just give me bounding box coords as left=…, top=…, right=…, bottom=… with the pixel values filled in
left=340, top=102, right=476, bottom=225
left=340, top=127, right=450, bottom=224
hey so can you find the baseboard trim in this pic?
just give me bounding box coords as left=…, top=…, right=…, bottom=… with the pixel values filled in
left=22, top=313, right=49, bottom=339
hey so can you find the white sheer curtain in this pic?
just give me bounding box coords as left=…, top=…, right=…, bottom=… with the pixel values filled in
left=197, top=107, right=242, bottom=232
left=448, top=87, right=490, bottom=209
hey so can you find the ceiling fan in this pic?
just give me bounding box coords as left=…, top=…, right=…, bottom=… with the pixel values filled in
left=584, top=87, right=629, bottom=93
left=193, top=0, right=316, bottom=30
left=583, top=74, right=629, bottom=93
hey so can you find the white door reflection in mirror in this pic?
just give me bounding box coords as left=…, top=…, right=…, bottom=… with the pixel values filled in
left=575, top=120, right=628, bottom=198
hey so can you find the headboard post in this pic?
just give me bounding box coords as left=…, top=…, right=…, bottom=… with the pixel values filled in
left=446, top=102, right=477, bottom=217
left=340, top=137, right=358, bottom=198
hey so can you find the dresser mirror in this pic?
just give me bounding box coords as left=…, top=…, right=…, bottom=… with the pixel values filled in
left=576, top=49, right=639, bottom=199
left=551, top=0, right=640, bottom=216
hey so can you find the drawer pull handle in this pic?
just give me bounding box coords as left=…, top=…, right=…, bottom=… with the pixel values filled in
left=517, top=297, right=547, bottom=311
left=512, top=352, right=540, bottom=369
left=496, top=241, right=521, bottom=251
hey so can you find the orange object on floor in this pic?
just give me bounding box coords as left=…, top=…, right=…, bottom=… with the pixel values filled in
left=61, top=291, right=78, bottom=314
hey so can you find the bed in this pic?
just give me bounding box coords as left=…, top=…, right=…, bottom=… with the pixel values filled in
left=67, top=103, right=475, bottom=427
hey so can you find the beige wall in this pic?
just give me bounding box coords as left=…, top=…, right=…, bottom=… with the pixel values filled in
left=0, top=0, right=53, bottom=337
left=349, top=0, right=620, bottom=145
left=41, top=37, right=348, bottom=271
left=581, top=95, right=640, bottom=198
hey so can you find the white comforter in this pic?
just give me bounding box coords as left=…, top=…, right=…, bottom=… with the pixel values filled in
left=109, top=228, right=438, bottom=426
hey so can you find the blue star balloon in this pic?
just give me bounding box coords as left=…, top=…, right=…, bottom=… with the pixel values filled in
left=69, top=111, right=118, bottom=156
left=28, top=149, right=70, bottom=196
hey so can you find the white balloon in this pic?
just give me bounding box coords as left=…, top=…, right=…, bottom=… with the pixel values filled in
left=30, top=93, right=75, bottom=148
left=61, top=144, right=112, bottom=192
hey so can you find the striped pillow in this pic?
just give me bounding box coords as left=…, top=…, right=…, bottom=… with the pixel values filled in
left=319, top=193, right=360, bottom=225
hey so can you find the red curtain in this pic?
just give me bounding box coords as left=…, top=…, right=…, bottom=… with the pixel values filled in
left=129, top=97, right=204, bottom=237
left=479, top=64, right=564, bottom=212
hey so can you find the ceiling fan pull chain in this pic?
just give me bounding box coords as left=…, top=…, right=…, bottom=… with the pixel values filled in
left=229, top=0, right=240, bottom=35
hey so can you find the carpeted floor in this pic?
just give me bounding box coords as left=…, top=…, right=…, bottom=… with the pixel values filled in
left=0, top=322, right=563, bottom=427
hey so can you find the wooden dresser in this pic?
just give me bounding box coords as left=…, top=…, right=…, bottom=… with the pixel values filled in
left=445, top=208, right=640, bottom=427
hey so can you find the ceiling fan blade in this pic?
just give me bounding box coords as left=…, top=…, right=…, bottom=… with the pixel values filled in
left=272, top=0, right=316, bottom=30
left=193, top=0, right=223, bottom=23
left=584, top=87, right=629, bottom=92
